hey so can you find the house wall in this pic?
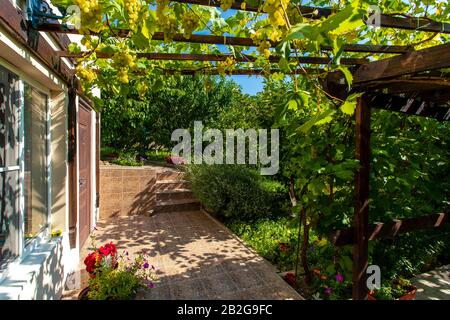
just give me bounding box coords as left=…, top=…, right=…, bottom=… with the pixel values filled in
left=50, top=91, right=68, bottom=232
left=0, top=1, right=99, bottom=299
left=99, top=166, right=157, bottom=219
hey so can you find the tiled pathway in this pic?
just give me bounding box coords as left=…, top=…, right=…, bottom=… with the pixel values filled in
left=411, top=265, right=450, bottom=300
left=71, top=210, right=302, bottom=300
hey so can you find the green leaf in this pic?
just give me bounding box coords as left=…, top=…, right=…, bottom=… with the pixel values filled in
left=320, top=1, right=364, bottom=35
left=340, top=92, right=364, bottom=115
left=288, top=99, right=298, bottom=110
left=141, top=19, right=150, bottom=39
left=152, top=79, right=164, bottom=91
left=298, top=90, right=310, bottom=108
left=325, top=264, right=336, bottom=274
left=338, top=65, right=353, bottom=88
left=340, top=100, right=356, bottom=115
left=285, top=23, right=318, bottom=42
left=68, top=43, right=81, bottom=54
left=299, top=109, right=336, bottom=133
left=278, top=57, right=291, bottom=73
left=100, top=45, right=119, bottom=55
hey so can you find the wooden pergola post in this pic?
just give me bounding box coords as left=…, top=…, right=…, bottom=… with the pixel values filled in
left=352, top=95, right=371, bottom=300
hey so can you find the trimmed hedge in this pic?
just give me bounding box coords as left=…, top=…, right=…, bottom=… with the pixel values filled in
left=186, top=164, right=288, bottom=221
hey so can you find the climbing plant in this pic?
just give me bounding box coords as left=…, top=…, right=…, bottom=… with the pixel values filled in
left=50, top=0, right=449, bottom=114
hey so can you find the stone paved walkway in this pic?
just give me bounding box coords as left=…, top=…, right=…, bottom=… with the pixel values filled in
left=411, top=265, right=450, bottom=300
left=71, top=210, right=302, bottom=300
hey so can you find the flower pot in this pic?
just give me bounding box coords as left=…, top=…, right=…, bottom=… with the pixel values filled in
left=397, top=285, right=417, bottom=300
left=78, top=287, right=90, bottom=300
left=368, top=285, right=417, bottom=300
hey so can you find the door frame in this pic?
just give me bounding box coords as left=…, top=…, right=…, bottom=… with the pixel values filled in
left=68, top=90, right=97, bottom=252
left=77, top=98, right=93, bottom=249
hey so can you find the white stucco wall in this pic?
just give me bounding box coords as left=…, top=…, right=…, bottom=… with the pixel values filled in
left=0, top=14, right=93, bottom=299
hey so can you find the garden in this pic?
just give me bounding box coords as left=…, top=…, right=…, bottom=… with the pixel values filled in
left=42, top=0, right=449, bottom=300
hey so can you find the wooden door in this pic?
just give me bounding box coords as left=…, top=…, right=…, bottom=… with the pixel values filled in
left=78, top=104, right=92, bottom=248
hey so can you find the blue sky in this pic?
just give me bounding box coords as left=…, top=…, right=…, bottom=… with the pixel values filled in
left=206, top=9, right=266, bottom=95
left=229, top=75, right=264, bottom=95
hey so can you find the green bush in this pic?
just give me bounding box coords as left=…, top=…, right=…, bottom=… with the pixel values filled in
left=187, top=164, right=288, bottom=221
left=87, top=268, right=143, bottom=300
left=227, top=218, right=299, bottom=272
left=110, top=150, right=144, bottom=167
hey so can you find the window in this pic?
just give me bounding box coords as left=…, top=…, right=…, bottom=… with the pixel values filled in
left=23, top=84, right=48, bottom=244
left=0, top=66, right=20, bottom=268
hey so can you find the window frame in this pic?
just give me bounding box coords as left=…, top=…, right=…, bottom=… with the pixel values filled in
left=0, top=66, right=21, bottom=269
left=0, top=61, right=52, bottom=277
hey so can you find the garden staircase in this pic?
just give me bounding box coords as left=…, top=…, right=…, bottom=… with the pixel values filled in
left=154, top=169, right=200, bottom=213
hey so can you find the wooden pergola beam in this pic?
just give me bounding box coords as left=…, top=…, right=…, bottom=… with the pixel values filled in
left=378, top=14, right=450, bottom=34
left=353, top=42, right=450, bottom=83
left=331, top=213, right=449, bottom=246
left=367, top=94, right=450, bottom=121
left=353, top=95, right=371, bottom=300
left=173, top=0, right=450, bottom=33
left=171, top=0, right=333, bottom=18
left=37, top=23, right=411, bottom=54
left=159, top=68, right=320, bottom=75
left=56, top=51, right=367, bottom=65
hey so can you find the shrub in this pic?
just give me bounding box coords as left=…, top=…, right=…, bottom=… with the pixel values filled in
left=110, top=150, right=144, bottom=167
left=187, top=164, right=288, bottom=221
left=227, top=218, right=299, bottom=271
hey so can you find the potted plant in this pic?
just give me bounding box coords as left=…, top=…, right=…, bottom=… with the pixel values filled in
left=79, top=242, right=157, bottom=300
left=368, top=278, right=417, bottom=300
left=164, top=156, right=186, bottom=165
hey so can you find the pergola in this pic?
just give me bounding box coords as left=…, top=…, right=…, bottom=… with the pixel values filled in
left=27, top=0, right=450, bottom=299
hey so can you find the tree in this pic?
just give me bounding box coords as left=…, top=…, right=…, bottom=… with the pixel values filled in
left=101, top=75, right=240, bottom=154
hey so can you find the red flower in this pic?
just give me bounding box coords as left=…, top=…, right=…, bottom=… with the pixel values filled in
left=84, top=252, right=101, bottom=274
left=99, top=242, right=117, bottom=257
left=279, top=242, right=289, bottom=252
left=284, top=272, right=296, bottom=286
left=84, top=242, right=117, bottom=274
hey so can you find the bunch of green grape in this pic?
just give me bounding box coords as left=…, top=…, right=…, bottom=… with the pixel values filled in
left=219, top=0, right=234, bottom=11
left=125, top=0, right=141, bottom=29
left=156, top=0, right=179, bottom=41
left=181, top=12, right=199, bottom=39
left=76, top=64, right=97, bottom=84
left=251, top=28, right=273, bottom=59
left=286, top=3, right=303, bottom=25
left=262, top=0, right=290, bottom=27
left=217, top=56, right=236, bottom=75
left=111, top=45, right=136, bottom=84
left=74, top=0, right=103, bottom=33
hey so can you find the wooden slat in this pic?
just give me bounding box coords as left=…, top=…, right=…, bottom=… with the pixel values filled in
left=68, top=84, right=78, bottom=249
left=352, top=95, right=371, bottom=300
left=378, top=15, right=450, bottom=34
left=170, top=0, right=333, bottom=18
left=56, top=51, right=367, bottom=65
left=37, top=23, right=411, bottom=54
left=367, top=93, right=450, bottom=121
left=174, top=0, right=450, bottom=33
left=0, top=0, right=74, bottom=84
left=331, top=213, right=449, bottom=246
left=159, top=68, right=320, bottom=75
left=353, top=42, right=450, bottom=83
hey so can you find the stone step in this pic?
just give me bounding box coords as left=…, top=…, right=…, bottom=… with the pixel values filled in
left=155, top=180, right=191, bottom=191
left=154, top=199, right=201, bottom=213
left=155, top=189, right=194, bottom=202
left=156, top=170, right=186, bottom=181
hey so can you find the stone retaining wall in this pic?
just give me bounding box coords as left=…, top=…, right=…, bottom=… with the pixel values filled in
left=99, top=165, right=158, bottom=219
